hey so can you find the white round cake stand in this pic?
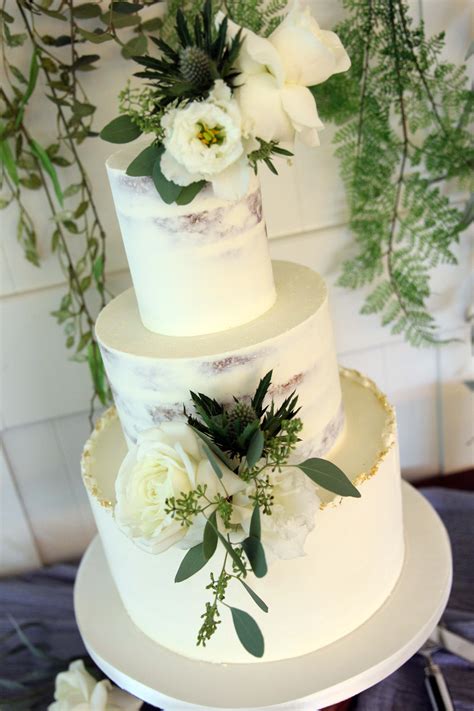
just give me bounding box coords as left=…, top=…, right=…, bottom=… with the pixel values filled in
left=74, top=482, right=452, bottom=711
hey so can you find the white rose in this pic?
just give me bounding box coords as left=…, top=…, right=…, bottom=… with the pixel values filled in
left=270, top=2, right=351, bottom=86
left=233, top=467, right=320, bottom=561
left=48, top=659, right=141, bottom=711
left=115, top=422, right=245, bottom=554
left=160, top=80, right=251, bottom=201
left=222, top=3, right=349, bottom=147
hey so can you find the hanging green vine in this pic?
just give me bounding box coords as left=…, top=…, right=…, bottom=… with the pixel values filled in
left=0, top=1, right=162, bottom=421
left=313, top=0, right=473, bottom=346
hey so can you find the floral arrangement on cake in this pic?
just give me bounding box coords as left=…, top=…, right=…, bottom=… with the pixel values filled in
left=114, top=372, right=360, bottom=657
left=100, top=0, right=350, bottom=202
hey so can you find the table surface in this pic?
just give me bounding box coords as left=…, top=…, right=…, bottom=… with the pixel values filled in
left=1, top=486, right=473, bottom=711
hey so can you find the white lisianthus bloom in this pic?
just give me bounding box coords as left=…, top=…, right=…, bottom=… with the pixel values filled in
left=232, top=467, right=320, bottom=561
left=160, top=80, right=251, bottom=201
left=48, top=659, right=142, bottom=711
left=115, top=422, right=245, bottom=555
left=222, top=1, right=350, bottom=147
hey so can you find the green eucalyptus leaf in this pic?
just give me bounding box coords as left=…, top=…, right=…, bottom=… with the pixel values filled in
left=0, top=140, right=19, bottom=186
left=176, top=181, right=206, bottom=205
left=78, top=28, right=113, bottom=43
left=126, top=143, right=160, bottom=177
left=100, top=115, right=142, bottom=143
left=298, top=458, right=361, bottom=498
left=175, top=543, right=208, bottom=583
left=152, top=153, right=182, bottom=204
left=73, top=54, right=100, bottom=70
left=218, top=534, right=246, bottom=575
left=87, top=342, right=107, bottom=405
left=249, top=504, right=261, bottom=540
left=121, top=34, right=147, bottom=58
left=230, top=607, right=264, bottom=658
left=72, top=3, right=102, bottom=18
left=246, top=429, right=264, bottom=469
left=241, top=536, right=267, bottom=578
left=203, top=444, right=223, bottom=480
left=239, top=579, right=268, bottom=613
left=30, top=139, right=64, bottom=206
left=72, top=101, right=95, bottom=118
left=191, top=429, right=235, bottom=470
left=203, top=511, right=218, bottom=560
left=111, top=1, right=144, bottom=13
left=140, top=17, right=162, bottom=32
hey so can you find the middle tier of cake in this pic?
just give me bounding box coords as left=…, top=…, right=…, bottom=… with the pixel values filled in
left=96, top=261, right=344, bottom=459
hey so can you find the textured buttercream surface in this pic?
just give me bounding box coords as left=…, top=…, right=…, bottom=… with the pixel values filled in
left=96, top=261, right=343, bottom=457
left=106, top=141, right=276, bottom=336
left=82, top=369, right=404, bottom=664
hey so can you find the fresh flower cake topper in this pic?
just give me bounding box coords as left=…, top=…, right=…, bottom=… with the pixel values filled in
left=114, top=372, right=360, bottom=658
left=101, top=0, right=350, bottom=202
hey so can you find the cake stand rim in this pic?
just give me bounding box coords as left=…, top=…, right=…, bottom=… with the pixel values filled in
left=74, top=481, right=452, bottom=711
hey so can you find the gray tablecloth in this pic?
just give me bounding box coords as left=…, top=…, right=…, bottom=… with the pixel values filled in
left=1, top=487, right=473, bottom=710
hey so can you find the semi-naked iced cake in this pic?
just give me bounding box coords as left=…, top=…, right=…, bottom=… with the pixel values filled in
left=81, top=143, right=405, bottom=665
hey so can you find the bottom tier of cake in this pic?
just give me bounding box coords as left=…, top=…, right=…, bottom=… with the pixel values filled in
left=81, top=368, right=404, bottom=665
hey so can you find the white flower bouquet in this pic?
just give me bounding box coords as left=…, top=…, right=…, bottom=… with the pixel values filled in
left=113, top=372, right=360, bottom=657
left=101, top=0, right=350, bottom=202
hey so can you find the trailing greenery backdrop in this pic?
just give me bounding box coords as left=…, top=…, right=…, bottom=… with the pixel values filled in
left=1, top=0, right=472, bottom=416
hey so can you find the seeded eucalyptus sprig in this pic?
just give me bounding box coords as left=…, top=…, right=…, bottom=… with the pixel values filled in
left=165, top=373, right=360, bottom=658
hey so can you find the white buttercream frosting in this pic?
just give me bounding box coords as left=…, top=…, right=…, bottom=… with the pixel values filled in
left=106, top=141, right=276, bottom=336
left=82, top=369, right=404, bottom=664
left=96, top=260, right=344, bottom=459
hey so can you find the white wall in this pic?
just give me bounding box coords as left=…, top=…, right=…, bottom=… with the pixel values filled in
left=1, top=0, right=473, bottom=574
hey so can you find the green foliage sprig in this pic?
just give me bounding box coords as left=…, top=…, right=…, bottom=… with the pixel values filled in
left=164, top=373, right=360, bottom=657
left=0, top=1, right=165, bottom=420
left=312, top=0, right=473, bottom=346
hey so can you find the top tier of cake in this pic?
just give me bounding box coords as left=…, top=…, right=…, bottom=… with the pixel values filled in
left=106, top=143, right=276, bottom=337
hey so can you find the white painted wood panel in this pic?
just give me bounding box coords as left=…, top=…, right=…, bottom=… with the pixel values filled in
left=0, top=444, right=41, bottom=575
left=2, top=415, right=95, bottom=564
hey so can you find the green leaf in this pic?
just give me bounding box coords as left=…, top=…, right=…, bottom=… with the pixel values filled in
left=72, top=3, right=102, bottom=18
left=203, top=511, right=218, bottom=560
left=175, top=543, right=208, bottom=582
left=100, top=115, right=142, bottom=143
left=87, top=342, right=108, bottom=405
left=239, top=579, right=268, bottom=613
left=73, top=54, right=100, bottom=70
left=77, top=332, right=92, bottom=352
left=297, top=458, right=361, bottom=498
left=241, top=536, right=267, bottom=578
left=203, top=444, right=224, bottom=480
left=230, top=607, right=264, bottom=658
left=64, top=183, right=82, bottom=198
left=140, top=17, right=162, bottom=32
left=92, top=255, right=104, bottom=283
left=176, top=181, right=206, bottom=205
left=249, top=504, right=261, bottom=540
left=191, top=429, right=235, bottom=470
left=126, top=143, right=159, bottom=177
left=246, top=429, right=264, bottom=469
left=152, top=152, right=182, bottom=204
left=20, top=173, right=42, bottom=190
left=74, top=200, right=89, bottom=218
left=77, top=28, right=113, bottom=43
left=72, top=101, right=96, bottom=118
left=218, top=533, right=246, bottom=575
left=15, top=49, right=39, bottom=128
left=111, top=1, right=144, bottom=13
left=30, top=139, right=63, bottom=206
left=0, top=140, right=19, bottom=185
left=121, top=34, right=147, bottom=58
left=251, top=371, right=272, bottom=415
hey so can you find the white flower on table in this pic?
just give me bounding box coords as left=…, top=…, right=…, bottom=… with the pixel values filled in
left=160, top=80, right=251, bottom=201
left=225, top=1, right=351, bottom=147
left=48, top=659, right=141, bottom=711
left=232, top=467, right=321, bottom=561
left=115, top=422, right=245, bottom=554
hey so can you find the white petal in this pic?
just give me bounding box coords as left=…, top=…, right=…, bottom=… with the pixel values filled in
left=211, top=158, right=251, bottom=201
left=280, top=84, right=324, bottom=145
left=235, top=74, right=294, bottom=144
left=160, top=150, right=201, bottom=187
left=160, top=422, right=200, bottom=460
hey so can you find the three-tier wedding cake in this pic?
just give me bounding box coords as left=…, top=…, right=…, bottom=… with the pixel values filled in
left=81, top=1, right=404, bottom=666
